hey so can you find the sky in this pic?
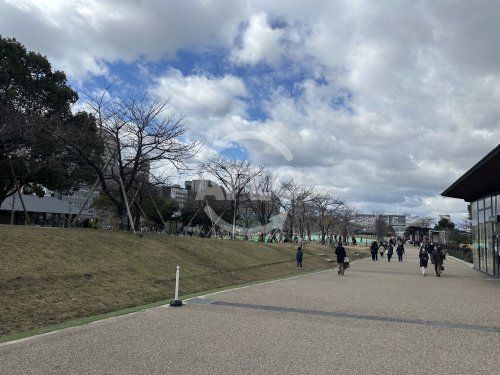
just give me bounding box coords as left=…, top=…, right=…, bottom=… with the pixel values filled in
left=1, top=0, right=499, bottom=221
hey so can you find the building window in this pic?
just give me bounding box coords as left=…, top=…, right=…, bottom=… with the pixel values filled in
left=472, top=201, right=478, bottom=226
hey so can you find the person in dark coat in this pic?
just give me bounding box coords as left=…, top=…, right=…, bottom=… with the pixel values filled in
left=396, top=243, right=405, bottom=262
left=335, top=242, right=347, bottom=275
left=430, top=242, right=444, bottom=277
left=296, top=246, right=303, bottom=270
left=370, top=241, right=379, bottom=261
left=387, top=243, right=394, bottom=262
left=419, top=244, right=429, bottom=276
left=424, top=237, right=435, bottom=254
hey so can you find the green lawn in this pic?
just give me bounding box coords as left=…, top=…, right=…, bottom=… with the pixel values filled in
left=0, top=225, right=369, bottom=336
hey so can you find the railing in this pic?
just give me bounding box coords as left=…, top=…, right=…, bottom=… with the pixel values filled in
left=446, top=245, right=473, bottom=263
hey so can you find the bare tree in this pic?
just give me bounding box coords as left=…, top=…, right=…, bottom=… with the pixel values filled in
left=337, top=205, right=358, bottom=242
left=413, top=216, right=435, bottom=229
left=57, top=91, right=199, bottom=230
left=280, top=179, right=313, bottom=242
left=296, top=198, right=315, bottom=242
left=247, top=171, right=282, bottom=240
left=374, top=213, right=389, bottom=242
left=458, top=217, right=472, bottom=233
left=200, top=156, right=265, bottom=239
left=311, top=193, right=344, bottom=244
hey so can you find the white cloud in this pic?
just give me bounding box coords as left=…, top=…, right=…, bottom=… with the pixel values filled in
left=231, top=13, right=284, bottom=65
left=0, top=0, right=249, bottom=79
left=151, top=68, right=248, bottom=120
left=3, top=0, right=500, bottom=218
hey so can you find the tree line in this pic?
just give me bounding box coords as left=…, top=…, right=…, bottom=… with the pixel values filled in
left=1, top=35, right=363, bottom=239
left=1, top=36, right=198, bottom=231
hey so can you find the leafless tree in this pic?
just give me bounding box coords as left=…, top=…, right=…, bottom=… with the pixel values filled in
left=280, top=179, right=313, bottom=242
left=296, top=198, right=315, bottom=242
left=337, top=205, right=358, bottom=242
left=247, top=171, right=282, bottom=241
left=200, top=156, right=265, bottom=239
left=458, top=217, right=472, bottom=233
left=311, top=193, right=344, bottom=243
left=57, top=91, right=199, bottom=230
left=413, top=216, right=435, bottom=229
left=374, top=213, right=389, bottom=242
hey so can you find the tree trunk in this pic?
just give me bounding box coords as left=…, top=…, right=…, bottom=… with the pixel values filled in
left=231, top=199, right=237, bottom=239
left=288, top=202, right=294, bottom=240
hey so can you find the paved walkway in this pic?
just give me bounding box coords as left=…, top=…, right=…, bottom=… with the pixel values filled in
left=1, top=246, right=499, bottom=374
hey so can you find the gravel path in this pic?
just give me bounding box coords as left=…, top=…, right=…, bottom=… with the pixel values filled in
left=1, top=245, right=499, bottom=374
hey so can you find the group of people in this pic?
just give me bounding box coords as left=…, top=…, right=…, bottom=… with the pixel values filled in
left=418, top=237, right=446, bottom=276
left=369, top=238, right=405, bottom=262
left=295, top=236, right=447, bottom=277
left=296, top=242, right=350, bottom=275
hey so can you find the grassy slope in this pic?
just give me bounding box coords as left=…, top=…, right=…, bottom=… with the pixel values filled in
left=0, top=225, right=369, bottom=336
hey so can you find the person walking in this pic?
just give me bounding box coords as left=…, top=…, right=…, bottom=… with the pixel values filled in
left=430, top=242, right=444, bottom=277
left=335, top=242, right=347, bottom=275
left=387, top=243, right=394, bottom=262
left=370, top=241, right=379, bottom=261
left=419, top=243, right=429, bottom=276
left=396, top=243, right=405, bottom=262
left=379, top=243, right=385, bottom=259
left=296, top=246, right=303, bottom=270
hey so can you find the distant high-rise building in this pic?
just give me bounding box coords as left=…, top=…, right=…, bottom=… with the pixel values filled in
left=355, top=213, right=407, bottom=235
left=162, top=185, right=189, bottom=208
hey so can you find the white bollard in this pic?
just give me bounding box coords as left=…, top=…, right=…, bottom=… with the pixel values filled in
left=170, top=265, right=183, bottom=307
left=174, top=265, right=180, bottom=301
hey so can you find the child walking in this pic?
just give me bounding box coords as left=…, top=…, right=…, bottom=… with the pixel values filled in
left=296, top=246, right=304, bottom=270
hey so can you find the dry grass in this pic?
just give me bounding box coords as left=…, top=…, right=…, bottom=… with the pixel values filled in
left=0, top=225, right=369, bottom=336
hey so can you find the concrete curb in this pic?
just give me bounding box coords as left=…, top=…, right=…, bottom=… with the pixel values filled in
left=447, top=255, right=474, bottom=268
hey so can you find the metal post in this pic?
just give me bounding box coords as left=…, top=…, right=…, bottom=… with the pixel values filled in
left=170, top=265, right=183, bottom=307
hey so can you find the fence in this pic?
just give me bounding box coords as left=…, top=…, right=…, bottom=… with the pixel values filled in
left=446, top=245, right=473, bottom=263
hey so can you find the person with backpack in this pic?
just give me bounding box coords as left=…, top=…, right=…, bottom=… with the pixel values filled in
left=335, top=242, right=347, bottom=276
left=396, top=243, right=405, bottom=262
left=419, top=243, right=429, bottom=276
left=370, top=241, right=379, bottom=261
left=386, top=243, right=394, bottom=262
left=296, top=246, right=304, bottom=270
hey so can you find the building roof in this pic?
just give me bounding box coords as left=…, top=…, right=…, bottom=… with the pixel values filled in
left=441, top=144, right=500, bottom=202
left=0, top=194, right=93, bottom=216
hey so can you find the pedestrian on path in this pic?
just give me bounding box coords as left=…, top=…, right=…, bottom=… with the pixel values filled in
left=335, top=242, right=347, bottom=275
left=370, top=241, right=379, bottom=261
left=296, top=246, right=303, bottom=270
left=379, top=243, right=385, bottom=259
left=419, top=243, right=429, bottom=275
left=430, top=242, right=445, bottom=277
left=396, top=243, right=405, bottom=262
left=387, top=243, right=393, bottom=262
